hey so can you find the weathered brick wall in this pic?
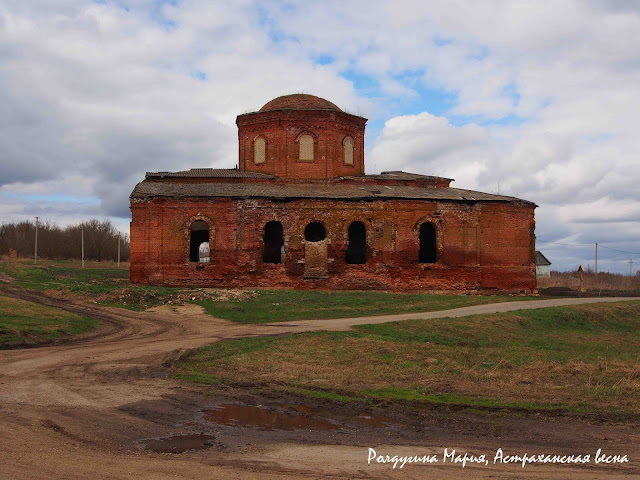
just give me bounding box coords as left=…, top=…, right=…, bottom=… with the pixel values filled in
left=130, top=196, right=536, bottom=293
left=236, top=110, right=367, bottom=179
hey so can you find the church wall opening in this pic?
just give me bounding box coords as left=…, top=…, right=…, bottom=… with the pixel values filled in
left=419, top=222, right=437, bottom=264
left=346, top=221, right=366, bottom=264
left=304, top=221, right=326, bottom=242
left=189, top=220, right=210, bottom=262
left=263, top=221, right=284, bottom=264
left=304, top=221, right=328, bottom=278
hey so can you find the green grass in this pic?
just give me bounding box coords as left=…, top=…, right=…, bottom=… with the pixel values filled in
left=1, top=259, right=180, bottom=310
left=175, top=301, right=640, bottom=413
left=196, top=290, right=539, bottom=323
left=2, top=259, right=541, bottom=319
left=0, top=294, right=98, bottom=347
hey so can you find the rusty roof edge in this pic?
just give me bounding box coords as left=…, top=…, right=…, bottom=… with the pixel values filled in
left=452, top=187, right=537, bottom=206
left=130, top=188, right=535, bottom=206
left=130, top=192, right=535, bottom=206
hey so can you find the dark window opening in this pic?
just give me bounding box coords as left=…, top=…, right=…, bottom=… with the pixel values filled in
left=346, top=221, right=366, bottom=264
left=419, top=222, right=437, bottom=263
left=304, top=222, right=326, bottom=242
left=190, top=220, right=210, bottom=262
left=263, top=221, right=284, bottom=264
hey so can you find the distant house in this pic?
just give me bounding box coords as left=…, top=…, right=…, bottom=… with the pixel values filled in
left=535, top=251, right=552, bottom=277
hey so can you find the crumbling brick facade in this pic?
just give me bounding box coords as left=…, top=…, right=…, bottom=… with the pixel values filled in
left=130, top=94, right=537, bottom=293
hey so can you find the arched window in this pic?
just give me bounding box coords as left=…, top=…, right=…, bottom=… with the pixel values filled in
left=304, top=222, right=326, bottom=242
left=343, top=136, right=354, bottom=166
left=189, top=220, right=210, bottom=262
left=299, top=134, right=314, bottom=162
left=419, top=222, right=437, bottom=264
left=346, top=221, right=366, bottom=264
left=263, top=221, right=284, bottom=264
left=254, top=137, right=266, bottom=165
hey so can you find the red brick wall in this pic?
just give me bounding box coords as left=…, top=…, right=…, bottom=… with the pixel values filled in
left=130, top=197, right=536, bottom=293
left=236, top=110, right=367, bottom=179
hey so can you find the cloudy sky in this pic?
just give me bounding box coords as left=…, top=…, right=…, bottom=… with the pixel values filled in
left=1, top=0, right=639, bottom=273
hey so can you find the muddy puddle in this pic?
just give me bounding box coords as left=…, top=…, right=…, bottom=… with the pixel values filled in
left=203, top=403, right=398, bottom=431
left=142, top=434, right=217, bottom=454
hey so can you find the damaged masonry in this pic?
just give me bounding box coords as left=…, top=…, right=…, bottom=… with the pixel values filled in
left=130, top=94, right=537, bottom=292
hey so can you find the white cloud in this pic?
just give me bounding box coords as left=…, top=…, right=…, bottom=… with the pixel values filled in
left=0, top=0, right=638, bottom=271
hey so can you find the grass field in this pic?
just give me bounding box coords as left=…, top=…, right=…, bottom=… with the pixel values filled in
left=175, top=301, right=640, bottom=413
left=1, top=258, right=540, bottom=321
left=0, top=259, right=180, bottom=310
left=196, top=290, right=540, bottom=323
left=0, top=295, right=98, bottom=347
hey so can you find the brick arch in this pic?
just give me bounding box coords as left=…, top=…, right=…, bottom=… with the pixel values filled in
left=412, top=215, right=443, bottom=234
left=252, top=135, right=267, bottom=165
left=341, top=217, right=372, bottom=244
left=412, top=216, right=443, bottom=264
left=342, top=135, right=355, bottom=166
left=345, top=220, right=367, bottom=264
left=294, top=131, right=318, bottom=162
left=183, top=214, right=215, bottom=263
left=294, top=130, right=318, bottom=142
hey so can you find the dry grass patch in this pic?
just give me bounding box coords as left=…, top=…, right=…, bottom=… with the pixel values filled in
left=176, top=301, right=640, bottom=413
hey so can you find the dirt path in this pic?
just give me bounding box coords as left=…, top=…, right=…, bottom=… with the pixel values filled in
left=1, top=286, right=639, bottom=479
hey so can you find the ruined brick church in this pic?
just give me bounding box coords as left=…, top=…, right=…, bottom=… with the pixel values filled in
left=130, top=94, right=536, bottom=292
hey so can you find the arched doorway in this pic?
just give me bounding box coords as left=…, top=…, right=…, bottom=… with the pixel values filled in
left=346, top=221, right=366, bottom=264
left=263, top=221, right=284, bottom=264
left=419, top=222, right=437, bottom=264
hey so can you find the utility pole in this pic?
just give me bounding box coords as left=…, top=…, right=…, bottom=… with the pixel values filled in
left=81, top=225, right=85, bottom=269
left=117, top=233, right=121, bottom=267
left=631, top=259, right=634, bottom=277
left=34, top=216, right=39, bottom=264
left=595, top=243, right=598, bottom=275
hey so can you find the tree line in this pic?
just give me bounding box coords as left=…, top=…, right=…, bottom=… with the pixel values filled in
left=0, top=219, right=130, bottom=262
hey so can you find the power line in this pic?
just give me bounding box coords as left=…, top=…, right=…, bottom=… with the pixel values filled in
left=538, top=240, right=640, bottom=255
left=536, top=240, right=592, bottom=247
left=598, top=244, right=640, bottom=255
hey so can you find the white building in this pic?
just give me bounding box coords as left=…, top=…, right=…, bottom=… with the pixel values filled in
left=535, top=251, right=552, bottom=278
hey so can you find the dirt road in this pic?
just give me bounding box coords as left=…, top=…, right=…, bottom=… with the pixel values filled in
left=1, top=285, right=639, bottom=479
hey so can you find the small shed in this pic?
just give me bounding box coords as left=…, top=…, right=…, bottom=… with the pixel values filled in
left=535, top=251, right=552, bottom=277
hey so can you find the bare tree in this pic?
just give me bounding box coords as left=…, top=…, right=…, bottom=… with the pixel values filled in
left=0, top=219, right=130, bottom=262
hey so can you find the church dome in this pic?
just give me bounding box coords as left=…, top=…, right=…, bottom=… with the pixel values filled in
left=259, top=94, right=342, bottom=112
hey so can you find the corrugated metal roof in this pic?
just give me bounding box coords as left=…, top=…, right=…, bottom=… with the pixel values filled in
left=131, top=180, right=534, bottom=204
left=145, top=169, right=276, bottom=179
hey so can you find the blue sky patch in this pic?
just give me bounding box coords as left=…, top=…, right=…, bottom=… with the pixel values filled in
left=433, top=36, right=453, bottom=47
left=257, top=6, right=299, bottom=46
left=501, top=81, right=521, bottom=107
left=449, top=113, right=527, bottom=128
left=151, top=0, right=177, bottom=28
left=190, top=70, right=207, bottom=81
left=312, top=54, right=334, bottom=66
left=4, top=193, right=101, bottom=206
